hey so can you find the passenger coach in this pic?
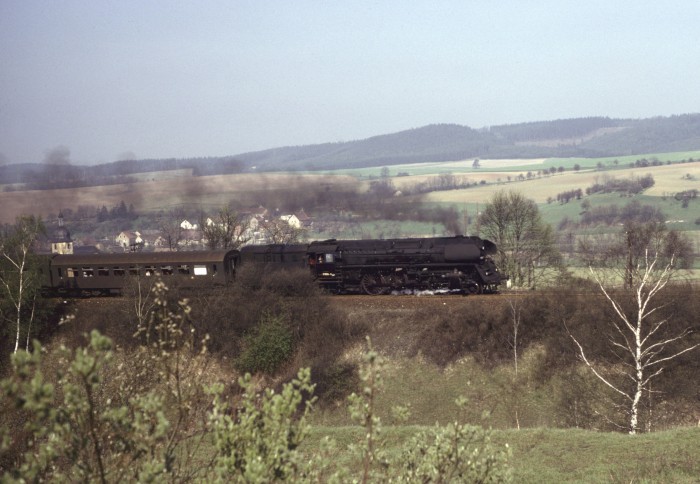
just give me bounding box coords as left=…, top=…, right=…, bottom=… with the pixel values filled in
left=43, top=250, right=238, bottom=296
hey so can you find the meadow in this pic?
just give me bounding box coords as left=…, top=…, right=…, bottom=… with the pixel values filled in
left=303, top=426, right=700, bottom=483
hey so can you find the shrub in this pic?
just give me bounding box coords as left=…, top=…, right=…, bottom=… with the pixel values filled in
left=207, top=369, right=316, bottom=482
left=236, top=312, right=294, bottom=375
left=2, top=328, right=514, bottom=482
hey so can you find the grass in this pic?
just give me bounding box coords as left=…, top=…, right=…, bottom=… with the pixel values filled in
left=422, top=160, right=700, bottom=204
left=502, top=427, right=700, bottom=483
left=545, top=150, right=700, bottom=170
left=318, top=150, right=700, bottom=178
left=311, top=349, right=579, bottom=429
left=299, top=292, right=700, bottom=479
left=302, top=426, right=700, bottom=483
left=537, top=192, right=700, bottom=228
left=306, top=340, right=700, bottom=481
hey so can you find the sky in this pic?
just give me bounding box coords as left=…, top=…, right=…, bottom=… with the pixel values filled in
left=2, top=1, right=700, bottom=165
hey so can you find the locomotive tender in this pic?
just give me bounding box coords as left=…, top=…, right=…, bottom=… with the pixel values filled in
left=40, top=236, right=505, bottom=297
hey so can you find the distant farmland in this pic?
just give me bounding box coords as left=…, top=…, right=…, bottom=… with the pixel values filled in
left=1, top=157, right=698, bottom=234
left=423, top=161, right=700, bottom=204
left=0, top=172, right=357, bottom=224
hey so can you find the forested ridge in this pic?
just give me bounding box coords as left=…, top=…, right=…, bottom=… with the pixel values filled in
left=3, top=114, right=700, bottom=184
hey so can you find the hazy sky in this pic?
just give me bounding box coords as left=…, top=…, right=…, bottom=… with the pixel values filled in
left=2, top=1, right=700, bottom=165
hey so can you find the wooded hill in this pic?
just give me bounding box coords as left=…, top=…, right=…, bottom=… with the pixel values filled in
left=236, top=114, right=700, bottom=170
left=3, top=114, right=700, bottom=185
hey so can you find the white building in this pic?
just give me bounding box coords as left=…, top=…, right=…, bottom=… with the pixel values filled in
left=279, top=214, right=301, bottom=228
left=180, top=219, right=198, bottom=230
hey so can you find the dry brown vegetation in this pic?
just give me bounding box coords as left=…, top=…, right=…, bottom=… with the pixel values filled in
left=0, top=172, right=359, bottom=224
left=37, top=279, right=699, bottom=431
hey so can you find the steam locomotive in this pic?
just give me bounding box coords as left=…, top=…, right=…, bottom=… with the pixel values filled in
left=40, top=236, right=505, bottom=297
left=306, top=236, right=503, bottom=295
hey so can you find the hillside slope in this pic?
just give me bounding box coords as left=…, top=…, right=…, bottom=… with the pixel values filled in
left=234, top=114, right=700, bottom=171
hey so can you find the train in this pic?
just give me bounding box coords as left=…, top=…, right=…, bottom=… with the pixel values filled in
left=40, top=235, right=506, bottom=297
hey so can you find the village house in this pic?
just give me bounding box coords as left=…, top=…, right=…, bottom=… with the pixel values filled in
left=180, top=219, right=198, bottom=230
left=279, top=214, right=301, bottom=229
left=115, top=230, right=144, bottom=251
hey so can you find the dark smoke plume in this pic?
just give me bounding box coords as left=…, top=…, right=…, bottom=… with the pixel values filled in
left=43, top=145, right=71, bottom=165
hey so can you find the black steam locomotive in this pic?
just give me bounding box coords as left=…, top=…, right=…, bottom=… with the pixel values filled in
left=306, top=236, right=503, bottom=295
left=40, top=236, right=505, bottom=297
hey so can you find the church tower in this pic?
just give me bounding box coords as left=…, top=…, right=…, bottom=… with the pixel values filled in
left=51, top=211, right=73, bottom=254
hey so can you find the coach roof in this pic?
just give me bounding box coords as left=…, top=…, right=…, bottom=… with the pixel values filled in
left=50, top=250, right=236, bottom=266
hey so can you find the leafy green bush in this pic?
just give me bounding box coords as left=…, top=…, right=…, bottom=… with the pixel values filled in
left=1, top=332, right=181, bottom=482
left=236, top=312, right=294, bottom=375
left=207, top=368, right=316, bottom=482
left=2, top=279, right=514, bottom=482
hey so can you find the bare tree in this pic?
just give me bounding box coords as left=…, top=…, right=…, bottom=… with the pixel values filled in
left=158, top=214, right=183, bottom=251
left=567, top=242, right=699, bottom=434
left=479, top=190, right=561, bottom=288
left=0, top=216, right=45, bottom=353
left=579, top=221, right=694, bottom=288
left=122, top=273, right=159, bottom=329
left=199, top=206, right=252, bottom=250
left=261, top=218, right=306, bottom=244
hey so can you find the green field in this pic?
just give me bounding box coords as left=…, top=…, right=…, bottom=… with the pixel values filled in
left=302, top=347, right=700, bottom=482
left=303, top=426, right=700, bottom=483
left=322, top=150, right=700, bottom=179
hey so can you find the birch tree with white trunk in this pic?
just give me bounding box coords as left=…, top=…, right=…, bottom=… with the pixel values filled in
left=0, top=216, right=44, bottom=354
left=568, top=247, right=699, bottom=434
left=507, top=296, right=522, bottom=430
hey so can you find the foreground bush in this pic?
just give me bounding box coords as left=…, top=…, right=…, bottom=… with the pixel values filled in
left=236, top=312, right=294, bottom=375
left=1, top=333, right=511, bottom=482
left=1, top=281, right=511, bottom=482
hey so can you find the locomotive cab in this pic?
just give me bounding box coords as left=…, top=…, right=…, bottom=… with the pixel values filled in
left=306, top=241, right=343, bottom=291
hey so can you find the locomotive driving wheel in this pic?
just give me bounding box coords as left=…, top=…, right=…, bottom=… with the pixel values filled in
left=360, top=273, right=385, bottom=295
left=465, top=281, right=482, bottom=295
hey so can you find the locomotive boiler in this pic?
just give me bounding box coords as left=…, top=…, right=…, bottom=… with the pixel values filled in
left=306, top=235, right=504, bottom=295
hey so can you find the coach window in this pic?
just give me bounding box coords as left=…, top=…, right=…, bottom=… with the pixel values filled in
left=212, top=264, right=217, bottom=276
left=161, top=265, right=173, bottom=275
left=113, top=267, right=125, bottom=276
left=178, top=265, right=190, bottom=275
left=325, top=253, right=334, bottom=263
left=98, top=267, right=110, bottom=276
left=145, top=265, right=156, bottom=276
left=129, top=266, right=140, bottom=276
left=66, top=268, right=76, bottom=277
left=193, top=265, right=207, bottom=276
left=57, top=268, right=63, bottom=278
left=82, top=267, right=94, bottom=277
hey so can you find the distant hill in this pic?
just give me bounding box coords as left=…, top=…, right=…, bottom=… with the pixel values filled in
left=3, top=114, right=700, bottom=185
left=235, top=114, right=700, bottom=171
